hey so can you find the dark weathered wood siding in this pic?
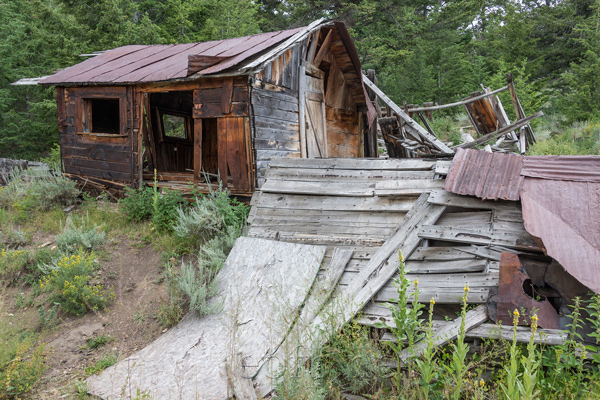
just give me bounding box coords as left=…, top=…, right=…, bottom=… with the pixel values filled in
left=58, top=86, right=137, bottom=186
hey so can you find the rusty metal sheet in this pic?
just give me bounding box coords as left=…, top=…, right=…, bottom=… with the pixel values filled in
left=40, top=28, right=302, bottom=85
left=523, top=156, right=600, bottom=182
left=443, top=148, right=524, bottom=200
left=41, top=45, right=147, bottom=84
left=198, top=29, right=302, bottom=75
left=497, top=252, right=559, bottom=329
left=521, top=178, right=600, bottom=293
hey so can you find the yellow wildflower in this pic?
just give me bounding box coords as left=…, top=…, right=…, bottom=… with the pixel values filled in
left=513, top=309, right=520, bottom=317
left=430, top=297, right=435, bottom=304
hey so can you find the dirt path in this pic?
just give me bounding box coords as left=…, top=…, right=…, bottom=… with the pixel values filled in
left=19, top=236, right=169, bottom=399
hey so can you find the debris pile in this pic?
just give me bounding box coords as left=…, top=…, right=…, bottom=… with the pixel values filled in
left=363, top=72, right=543, bottom=156
left=88, top=153, right=599, bottom=398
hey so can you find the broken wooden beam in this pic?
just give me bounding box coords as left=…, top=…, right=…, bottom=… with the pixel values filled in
left=362, top=74, right=454, bottom=154
left=407, top=86, right=510, bottom=113
left=457, top=111, right=543, bottom=149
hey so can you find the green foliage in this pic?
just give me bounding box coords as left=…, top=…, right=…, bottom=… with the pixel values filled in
left=0, top=335, right=47, bottom=400
left=119, top=186, right=154, bottom=223
left=446, top=286, right=472, bottom=400
left=431, top=115, right=463, bottom=145
left=151, top=188, right=185, bottom=233
left=375, top=251, right=424, bottom=354
left=272, top=359, right=327, bottom=400
left=0, top=291, right=47, bottom=400
left=37, top=303, right=61, bottom=330
left=528, top=120, right=600, bottom=155
left=157, top=260, right=184, bottom=328
left=39, top=251, right=114, bottom=315
left=318, top=323, right=385, bottom=394
left=40, top=143, right=61, bottom=170
left=176, top=260, right=220, bottom=317
left=83, top=352, right=118, bottom=376
left=55, top=215, right=106, bottom=254
left=0, top=249, right=29, bottom=281
left=86, top=334, right=114, bottom=350
left=0, top=169, right=79, bottom=215
left=173, top=184, right=249, bottom=249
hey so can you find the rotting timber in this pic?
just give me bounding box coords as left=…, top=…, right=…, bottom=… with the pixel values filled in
left=363, top=72, right=542, bottom=157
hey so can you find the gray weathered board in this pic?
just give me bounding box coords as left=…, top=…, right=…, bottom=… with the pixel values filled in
left=87, top=237, right=326, bottom=399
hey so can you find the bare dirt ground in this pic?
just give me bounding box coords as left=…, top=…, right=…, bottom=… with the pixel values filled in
left=5, top=233, right=170, bottom=399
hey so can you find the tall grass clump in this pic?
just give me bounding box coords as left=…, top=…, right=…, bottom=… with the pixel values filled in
left=118, top=175, right=184, bottom=233
left=0, top=168, right=79, bottom=214
left=172, top=183, right=249, bottom=316
left=55, top=214, right=105, bottom=254
left=119, top=186, right=154, bottom=222
left=528, top=119, right=600, bottom=155
left=172, top=182, right=249, bottom=249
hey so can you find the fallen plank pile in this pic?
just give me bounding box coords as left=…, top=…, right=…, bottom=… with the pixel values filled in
left=249, top=158, right=566, bottom=374
left=363, top=72, right=542, bottom=156
left=89, top=156, right=576, bottom=399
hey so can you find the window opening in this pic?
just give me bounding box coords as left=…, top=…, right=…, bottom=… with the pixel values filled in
left=84, top=98, right=120, bottom=134
left=162, top=113, right=187, bottom=139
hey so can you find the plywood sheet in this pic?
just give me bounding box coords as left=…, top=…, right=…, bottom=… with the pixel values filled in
left=87, top=237, right=326, bottom=399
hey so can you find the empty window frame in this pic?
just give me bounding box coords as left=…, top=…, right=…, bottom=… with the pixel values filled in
left=83, top=98, right=121, bottom=134
left=156, top=109, right=191, bottom=141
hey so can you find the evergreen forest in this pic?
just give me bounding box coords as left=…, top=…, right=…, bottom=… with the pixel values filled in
left=1, top=0, right=600, bottom=158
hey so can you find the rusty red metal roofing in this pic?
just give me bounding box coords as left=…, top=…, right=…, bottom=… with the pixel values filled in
left=444, top=148, right=600, bottom=293
left=443, top=148, right=524, bottom=200
left=40, top=28, right=303, bottom=85
left=521, top=178, right=600, bottom=293
left=522, top=155, right=600, bottom=182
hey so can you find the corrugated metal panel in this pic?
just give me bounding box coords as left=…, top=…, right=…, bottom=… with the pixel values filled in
left=521, top=178, right=600, bottom=293
left=444, top=148, right=600, bottom=293
left=522, top=156, right=600, bottom=182
left=41, top=28, right=302, bottom=85
left=443, top=148, right=524, bottom=200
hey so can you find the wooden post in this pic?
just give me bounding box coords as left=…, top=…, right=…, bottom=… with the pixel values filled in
left=298, top=66, right=308, bottom=158
left=193, top=118, right=202, bottom=184
left=423, top=102, right=434, bottom=122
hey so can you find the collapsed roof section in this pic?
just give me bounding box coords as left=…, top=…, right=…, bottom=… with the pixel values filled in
left=362, top=72, right=542, bottom=157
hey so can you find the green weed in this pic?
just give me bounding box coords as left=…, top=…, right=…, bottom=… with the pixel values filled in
left=119, top=186, right=154, bottom=223
left=0, top=290, right=47, bottom=399
left=39, top=251, right=114, bottom=315
left=86, top=334, right=114, bottom=350
left=84, top=352, right=118, bottom=376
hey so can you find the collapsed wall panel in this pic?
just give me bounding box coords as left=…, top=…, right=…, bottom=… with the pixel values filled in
left=87, top=237, right=326, bottom=399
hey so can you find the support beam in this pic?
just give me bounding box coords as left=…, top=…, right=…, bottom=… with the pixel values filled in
left=407, top=86, right=510, bottom=113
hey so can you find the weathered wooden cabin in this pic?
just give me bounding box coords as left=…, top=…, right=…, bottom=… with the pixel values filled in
left=40, top=20, right=377, bottom=197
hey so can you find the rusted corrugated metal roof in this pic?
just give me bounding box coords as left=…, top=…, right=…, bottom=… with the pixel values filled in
left=523, top=155, right=600, bottom=182
left=443, top=148, right=524, bottom=200
left=41, top=27, right=303, bottom=85
left=444, top=148, right=600, bottom=293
